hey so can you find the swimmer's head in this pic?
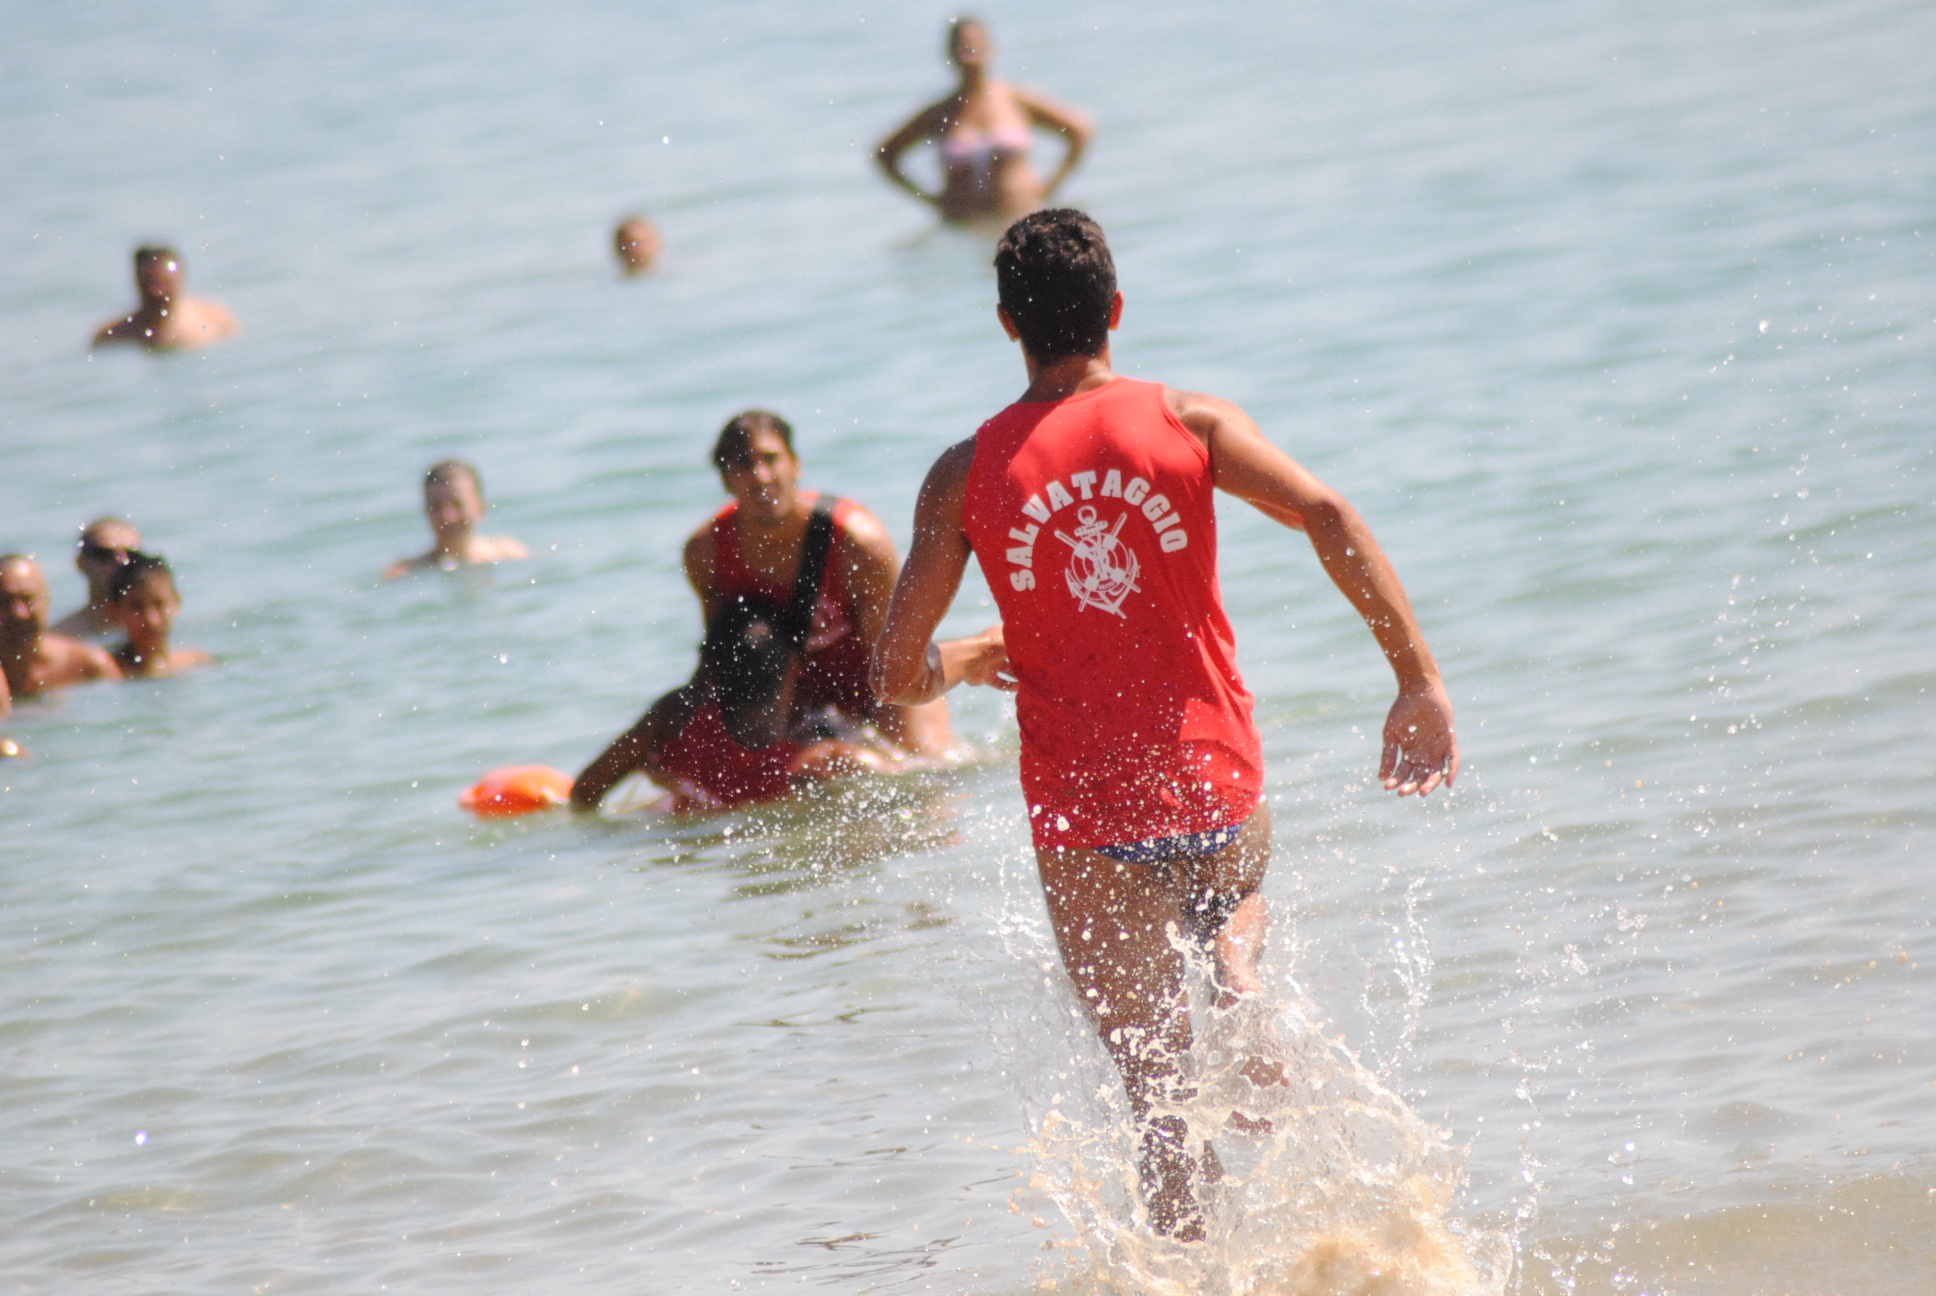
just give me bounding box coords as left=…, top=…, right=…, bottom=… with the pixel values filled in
left=0, top=555, right=51, bottom=639
left=948, top=16, right=992, bottom=69
left=712, top=411, right=800, bottom=525
left=76, top=517, right=141, bottom=592
left=614, top=216, right=661, bottom=274
left=994, top=209, right=1118, bottom=362
left=109, top=553, right=180, bottom=651
left=423, top=460, right=486, bottom=540
left=133, top=245, right=184, bottom=300
left=700, top=596, right=796, bottom=749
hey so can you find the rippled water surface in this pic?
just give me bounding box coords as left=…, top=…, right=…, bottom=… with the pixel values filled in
left=4, top=1, right=1934, bottom=1292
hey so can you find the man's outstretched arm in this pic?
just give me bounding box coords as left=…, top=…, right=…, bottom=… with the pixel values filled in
left=1172, top=390, right=1458, bottom=796
left=570, top=685, right=699, bottom=810
left=871, top=440, right=1013, bottom=707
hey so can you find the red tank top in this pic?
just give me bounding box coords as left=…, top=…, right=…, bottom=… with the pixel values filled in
left=709, top=493, right=873, bottom=718
left=963, top=378, right=1264, bottom=851
left=655, top=700, right=801, bottom=807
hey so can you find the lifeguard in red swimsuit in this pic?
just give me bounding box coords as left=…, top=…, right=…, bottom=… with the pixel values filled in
left=872, top=210, right=1459, bottom=1240
left=683, top=411, right=954, bottom=758
left=570, top=598, right=899, bottom=813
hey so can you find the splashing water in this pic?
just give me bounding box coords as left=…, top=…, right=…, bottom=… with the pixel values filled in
left=994, top=875, right=1510, bottom=1296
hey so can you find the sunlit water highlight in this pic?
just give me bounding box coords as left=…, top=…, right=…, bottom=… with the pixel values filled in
left=4, top=0, right=1934, bottom=1292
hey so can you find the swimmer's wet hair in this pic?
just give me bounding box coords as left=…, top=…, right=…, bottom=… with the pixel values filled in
left=700, top=596, right=793, bottom=728
left=134, top=245, right=181, bottom=268
left=712, top=410, right=795, bottom=475
left=995, top=209, right=1117, bottom=362
left=424, top=459, right=482, bottom=493
left=108, top=552, right=174, bottom=603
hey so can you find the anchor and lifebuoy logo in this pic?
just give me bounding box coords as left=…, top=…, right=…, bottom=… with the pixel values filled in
left=1055, top=505, right=1141, bottom=617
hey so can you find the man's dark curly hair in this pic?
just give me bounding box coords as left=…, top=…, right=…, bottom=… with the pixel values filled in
left=993, top=209, right=1117, bottom=362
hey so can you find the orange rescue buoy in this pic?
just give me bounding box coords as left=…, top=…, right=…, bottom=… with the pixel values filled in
left=460, top=764, right=574, bottom=817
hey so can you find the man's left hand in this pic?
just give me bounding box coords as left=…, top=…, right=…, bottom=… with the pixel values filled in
left=1379, top=682, right=1458, bottom=797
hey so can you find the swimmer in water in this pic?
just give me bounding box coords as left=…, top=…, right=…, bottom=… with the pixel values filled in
left=52, top=516, right=143, bottom=639
left=876, top=16, right=1092, bottom=226
left=614, top=215, right=662, bottom=274
left=107, top=554, right=211, bottom=678
left=383, top=459, right=529, bottom=578
left=0, top=666, right=24, bottom=757
left=685, top=410, right=953, bottom=758
left=1, top=554, right=121, bottom=696
left=872, top=210, right=1458, bottom=1240
left=571, top=597, right=899, bottom=813
left=92, top=245, right=239, bottom=351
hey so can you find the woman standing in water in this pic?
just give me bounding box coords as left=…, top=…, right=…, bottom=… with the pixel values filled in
left=876, top=17, right=1092, bottom=225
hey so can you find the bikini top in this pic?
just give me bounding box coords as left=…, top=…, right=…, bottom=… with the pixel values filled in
left=940, top=124, right=1032, bottom=177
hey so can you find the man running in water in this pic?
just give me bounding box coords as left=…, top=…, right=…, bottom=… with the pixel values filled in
left=871, top=209, right=1457, bottom=1239
left=685, top=410, right=953, bottom=758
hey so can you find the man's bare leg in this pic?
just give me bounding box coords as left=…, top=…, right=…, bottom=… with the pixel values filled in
left=1037, top=840, right=1203, bottom=1237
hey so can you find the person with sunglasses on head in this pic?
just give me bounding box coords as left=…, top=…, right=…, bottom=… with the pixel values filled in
left=93, top=245, right=238, bottom=351
left=871, top=209, right=1458, bottom=1241
left=53, top=517, right=142, bottom=639
left=1, top=554, right=121, bottom=697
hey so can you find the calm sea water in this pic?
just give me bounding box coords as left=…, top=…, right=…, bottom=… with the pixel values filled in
left=4, top=1, right=1933, bottom=1291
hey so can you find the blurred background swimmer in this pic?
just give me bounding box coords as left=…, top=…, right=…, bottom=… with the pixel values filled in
left=571, top=597, right=900, bottom=813
left=686, top=410, right=954, bottom=757
left=0, top=668, right=22, bottom=757
left=92, top=245, right=238, bottom=351
left=107, top=553, right=210, bottom=679
left=613, top=215, right=662, bottom=274
left=0, top=554, right=121, bottom=696
left=52, top=516, right=142, bottom=638
left=383, top=459, right=528, bottom=578
left=876, top=16, right=1092, bottom=225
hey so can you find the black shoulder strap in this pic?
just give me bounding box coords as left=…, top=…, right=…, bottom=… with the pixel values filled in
left=784, top=496, right=840, bottom=653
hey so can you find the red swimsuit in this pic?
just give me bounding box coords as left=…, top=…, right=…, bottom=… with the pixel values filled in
left=709, top=494, right=874, bottom=720
left=654, top=701, right=800, bottom=807
left=962, top=378, right=1265, bottom=852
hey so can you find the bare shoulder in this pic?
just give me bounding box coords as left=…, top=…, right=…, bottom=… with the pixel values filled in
left=926, top=436, right=979, bottom=494
left=834, top=499, right=898, bottom=562
left=1010, top=83, right=1091, bottom=133
left=479, top=534, right=528, bottom=562
left=1162, top=386, right=1257, bottom=445
left=57, top=635, right=121, bottom=681
left=683, top=520, right=717, bottom=576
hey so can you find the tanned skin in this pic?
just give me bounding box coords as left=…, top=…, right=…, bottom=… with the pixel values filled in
left=871, top=291, right=1457, bottom=1239
left=384, top=470, right=527, bottom=579
left=682, top=426, right=955, bottom=758
left=1, top=557, right=121, bottom=697
left=53, top=518, right=141, bottom=639
left=876, top=19, right=1092, bottom=225
left=93, top=251, right=238, bottom=351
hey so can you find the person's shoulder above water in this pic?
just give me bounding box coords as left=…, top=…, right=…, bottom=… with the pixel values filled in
left=107, top=553, right=210, bottom=679
left=383, top=459, right=528, bottom=579
left=0, top=554, right=122, bottom=696
left=92, top=245, right=238, bottom=351
left=52, top=516, right=143, bottom=639
left=875, top=16, right=1091, bottom=226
